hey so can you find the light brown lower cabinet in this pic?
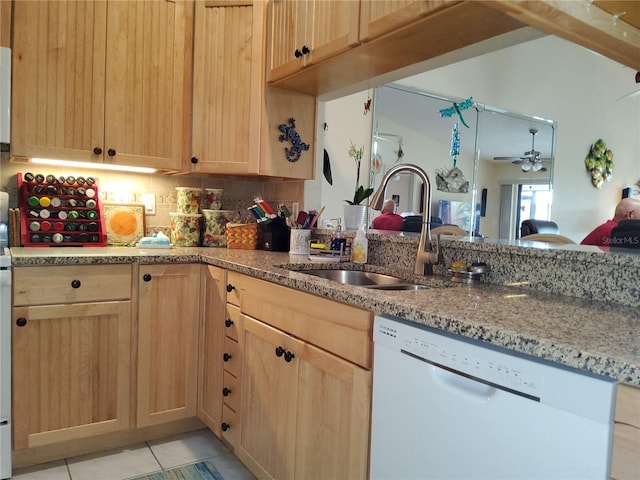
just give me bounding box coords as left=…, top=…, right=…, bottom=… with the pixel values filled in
left=611, top=382, right=640, bottom=479
left=238, top=315, right=371, bottom=480
left=12, top=301, right=133, bottom=450
left=226, top=271, right=373, bottom=480
left=11, top=263, right=205, bottom=468
left=137, top=264, right=201, bottom=427
left=197, top=265, right=227, bottom=436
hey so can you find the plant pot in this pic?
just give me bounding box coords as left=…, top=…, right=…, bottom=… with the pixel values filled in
left=343, top=204, right=368, bottom=230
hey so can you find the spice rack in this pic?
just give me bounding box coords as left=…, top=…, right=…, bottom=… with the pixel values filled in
left=17, top=172, right=107, bottom=247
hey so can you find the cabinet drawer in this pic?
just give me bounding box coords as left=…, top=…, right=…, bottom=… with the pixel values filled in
left=14, top=264, right=132, bottom=306
left=222, top=370, right=240, bottom=413
left=223, top=337, right=241, bottom=378
left=221, top=404, right=239, bottom=448
left=225, top=304, right=241, bottom=341
left=226, top=271, right=242, bottom=306
left=237, top=274, right=373, bottom=369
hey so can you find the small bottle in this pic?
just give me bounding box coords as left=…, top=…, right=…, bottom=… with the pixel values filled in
left=352, top=223, right=368, bottom=264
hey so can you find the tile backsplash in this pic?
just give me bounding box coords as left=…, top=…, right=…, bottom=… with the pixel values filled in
left=1, top=153, right=304, bottom=235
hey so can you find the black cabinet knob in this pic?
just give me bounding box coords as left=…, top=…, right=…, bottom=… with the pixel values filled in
left=16, top=317, right=27, bottom=327
left=221, top=422, right=230, bottom=432
left=223, top=353, right=232, bottom=362
left=71, top=279, right=81, bottom=289
left=143, top=273, right=152, bottom=282
left=226, top=284, right=235, bottom=293
left=284, top=351, right=295, bottom=363
left=107, top=148, right=116, bottom=156
left=190, top=156, right=198, bottom=164
left=301, top=45, right=310, bottom=55
left=222, top=387, right=231, bottom=397
left=275, top=346, right=284, bottom=357
left=294, top=48, right=302, bottom=58
left=225, top=319, right=234, bottom=328
left=93, top=147, right=102, bottom=155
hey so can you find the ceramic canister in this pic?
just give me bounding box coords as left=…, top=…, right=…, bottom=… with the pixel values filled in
left=202, top=209, right=234, bottom=247
left=169, top=213, right=202, bottom=246
left=202, top=188, right=223, bottom=210
left=175, top=187, right=202, bottom=214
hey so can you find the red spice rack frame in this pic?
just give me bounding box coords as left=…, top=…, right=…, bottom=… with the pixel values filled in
left=17, top=172, right=107, bottom=247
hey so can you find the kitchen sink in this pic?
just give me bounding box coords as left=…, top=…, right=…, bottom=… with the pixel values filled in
left=297, top=269, right=428, bottom=290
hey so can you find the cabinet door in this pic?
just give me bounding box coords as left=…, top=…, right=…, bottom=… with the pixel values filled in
left=104, top=0, right=193, bottom=170
left=11, top=0, right=107, bottom=161
left=12, top=301, right=132, bottom=450
left=137, top=264, right=200, bottom=427
left=295, top=342, right=371, bottom=480
left=191, top=0, right=260, bottom=174
left=266, top=0, right=309, bottom=82
left=359, top=0, right=457, bottom=42
left=197, top=265, right=226, bottom=435
left=267, top=0, right=359, bottom=83
left=239, top=315, right=301, bottom=479
left=308, top=0, right=359, bottom=64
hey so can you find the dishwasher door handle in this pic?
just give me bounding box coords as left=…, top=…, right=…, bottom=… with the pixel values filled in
left=431, top=364, right=497, bottom=402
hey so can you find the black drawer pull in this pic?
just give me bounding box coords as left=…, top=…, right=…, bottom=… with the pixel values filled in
left=223, top=353, right=232, bottom=362
left=284, top=351, right=295, bottom=363
left=93, top=147, right=102, bottom=155
left=222, top=387, right=231, bottom=397
left=226, top=284, right=235, bottom=293
left=221, top=422, right=230, bottom=432
left=71, top=279, right=81, bottom=289
left=143, top=273, right=152, bottom=282
left=16, top=317, right=27, bottom=327
left=225, top=319, right=234, bottom=328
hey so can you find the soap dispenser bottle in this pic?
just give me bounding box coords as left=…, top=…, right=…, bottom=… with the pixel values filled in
left=352, top=223, right=368, bottom=264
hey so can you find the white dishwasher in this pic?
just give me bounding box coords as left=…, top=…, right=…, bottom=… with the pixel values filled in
left=370, top=315, right=617, bottom=480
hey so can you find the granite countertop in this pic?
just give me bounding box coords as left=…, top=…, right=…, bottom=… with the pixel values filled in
left=10, top=246, right=640, bottom=386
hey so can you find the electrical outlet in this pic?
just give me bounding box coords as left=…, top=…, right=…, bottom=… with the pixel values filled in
left=141, top=193, right=156, bottom=215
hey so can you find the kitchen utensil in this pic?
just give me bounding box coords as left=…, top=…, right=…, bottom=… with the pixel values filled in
left=308, top=206, right=324, bottom=229
left=323, top=149, right=333, bottom=185
left=295, top=211, right=308, bottom=228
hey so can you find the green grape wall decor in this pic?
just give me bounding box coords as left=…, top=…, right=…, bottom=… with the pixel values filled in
left=584, top=139, right=614, bottom=189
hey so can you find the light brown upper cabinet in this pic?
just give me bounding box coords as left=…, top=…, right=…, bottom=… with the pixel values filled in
left=191, top=0, right=315, bottom=178
left=266, top=0, right=360, bottom=83
left=359, top=0, right=459, bottom=42
left=11, top=0, right=193, bottom=171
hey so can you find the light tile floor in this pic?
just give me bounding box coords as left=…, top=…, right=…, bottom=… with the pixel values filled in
left=11, top=429, right=256, bottom=480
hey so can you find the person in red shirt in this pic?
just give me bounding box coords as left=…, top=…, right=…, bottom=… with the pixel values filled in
left=372, top=199, right=404, bottom=231
left=580, top=197, right=640, bottom=246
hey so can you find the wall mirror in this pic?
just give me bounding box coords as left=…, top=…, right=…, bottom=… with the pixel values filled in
left=371, top=84, right=555, bottom=239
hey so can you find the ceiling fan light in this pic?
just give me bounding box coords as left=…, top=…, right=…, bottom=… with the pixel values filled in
left=521, top=162, right=532, bottom=172
left=532, top=162, right=543, bottom=172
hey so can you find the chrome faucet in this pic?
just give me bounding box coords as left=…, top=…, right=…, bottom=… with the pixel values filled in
left=370, top=164, right=441, bottom=275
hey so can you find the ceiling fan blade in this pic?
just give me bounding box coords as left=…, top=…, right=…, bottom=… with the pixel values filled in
left=493, top=156, right=523, bottom=161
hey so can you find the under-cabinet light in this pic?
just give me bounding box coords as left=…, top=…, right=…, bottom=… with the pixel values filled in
left=31, top=158, right=157, bottom=174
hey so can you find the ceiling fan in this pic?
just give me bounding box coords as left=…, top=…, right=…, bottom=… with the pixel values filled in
left=494, top=128, right=550, bottom=172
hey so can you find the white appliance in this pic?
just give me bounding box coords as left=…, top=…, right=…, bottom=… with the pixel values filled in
left=371, top=315, right=616, bottom=479
left=0, top=247, right=10, bottom=480
left=0, top=47, right=10, bottom=143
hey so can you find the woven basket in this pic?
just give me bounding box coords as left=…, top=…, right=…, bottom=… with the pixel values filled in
left=226, top=223, right=259, bottom=249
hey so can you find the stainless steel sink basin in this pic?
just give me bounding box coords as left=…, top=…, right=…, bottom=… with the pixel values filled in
left=298, top=269, right=428, bottom=290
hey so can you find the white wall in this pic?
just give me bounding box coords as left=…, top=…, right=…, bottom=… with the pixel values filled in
left=398, top=35, right=639, bottom=242
left=306, top=91, right=373, bottom=228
